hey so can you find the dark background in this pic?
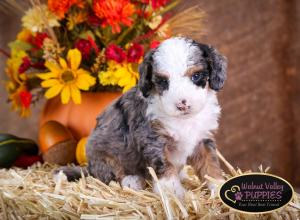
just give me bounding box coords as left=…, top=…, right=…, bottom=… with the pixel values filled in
left=0, top=0, right=299, bottom=187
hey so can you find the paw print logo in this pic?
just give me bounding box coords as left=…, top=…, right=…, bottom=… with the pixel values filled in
left=235, top=192, right=243, bottom=201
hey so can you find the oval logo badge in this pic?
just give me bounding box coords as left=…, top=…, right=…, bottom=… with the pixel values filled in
left=219, top=173, right=294, bottom=214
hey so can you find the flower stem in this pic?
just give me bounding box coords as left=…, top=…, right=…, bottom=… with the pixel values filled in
left=0, top=48, right=10, bottom=58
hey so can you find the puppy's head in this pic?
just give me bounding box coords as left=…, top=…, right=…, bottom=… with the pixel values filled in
left=138, top=37, right=227, bottom=117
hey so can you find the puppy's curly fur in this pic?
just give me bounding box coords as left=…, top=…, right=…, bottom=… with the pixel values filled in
left=57, top=37, right=227, bottom=198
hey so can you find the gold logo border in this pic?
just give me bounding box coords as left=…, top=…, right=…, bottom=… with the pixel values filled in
left=218, top=172, right=295, bottom=215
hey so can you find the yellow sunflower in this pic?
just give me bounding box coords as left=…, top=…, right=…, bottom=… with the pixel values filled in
left=37, top=49, right=96, bottom=104
left=99, top=61, right=139, bottom=92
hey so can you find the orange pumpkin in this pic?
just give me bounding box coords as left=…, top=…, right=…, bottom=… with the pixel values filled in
left=76, top=137, right=88, bottom=165
left=39, top=120, right=74, bottom=153
left=39, top=92, right=121, bottom=140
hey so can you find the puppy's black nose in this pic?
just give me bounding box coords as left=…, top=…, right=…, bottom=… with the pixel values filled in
left=176, top=100, right=190, bottom=112
left=176, top=105, right=186, bottom=111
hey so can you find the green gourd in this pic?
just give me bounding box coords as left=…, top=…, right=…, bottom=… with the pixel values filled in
left=0, top=133, right=39, bottom=168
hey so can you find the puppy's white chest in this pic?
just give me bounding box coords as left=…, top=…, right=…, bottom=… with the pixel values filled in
left=162, top=116, right=209, bottom=169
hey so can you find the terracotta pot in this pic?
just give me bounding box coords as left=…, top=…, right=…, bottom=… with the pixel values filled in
left=39, top=92, right=121, bottom=140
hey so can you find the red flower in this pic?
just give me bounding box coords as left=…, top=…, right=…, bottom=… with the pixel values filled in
left=75, top=39, right=93, bottom=60
left=19, top=90, right=32, bottom=108
left=31, top=61, right=45, bottom=69
left=105, top=44, right=126, bottom=63
left=87, top=14, right=102, bottom=27
left=151, top=0, right=169, bottom=9
left=150, top=40, right=160, bottom=49
left=30, top=32, right=49, bottom=50
left=75, top=37, right=99, bottom=60
left=18, top=57, right=31, bottom=74
left=87, top=36, right=99, bottom=54
left=142, top=0, right=169, bottom=9
left=127, top=43, right=144, bottom=63
left=93, top=0, right=135, bottom=33
left=136, top=9, right=151, bottom=18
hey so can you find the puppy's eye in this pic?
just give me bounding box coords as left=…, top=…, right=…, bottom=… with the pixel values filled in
left=191, top=73, right=201, bottom=82
left=155, top=76, right=169, bottom=85
left=191, top=72, right=208, bottom=87
left=160, top=78, right=168, bottom=84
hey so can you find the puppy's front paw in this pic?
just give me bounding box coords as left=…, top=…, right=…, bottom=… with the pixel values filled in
left=153, top=175, right=186, bottom=200
left=208, top=179, right=225, bottom=199
left=121, top=175, right=145, bottom=191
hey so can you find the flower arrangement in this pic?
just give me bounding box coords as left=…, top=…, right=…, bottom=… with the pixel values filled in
left=3, top=0, right=180, bottom=117
left=3, top=0, right=204, bottom=117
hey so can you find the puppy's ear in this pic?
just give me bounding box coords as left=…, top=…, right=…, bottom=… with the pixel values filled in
left=138, top=50, right=155, bottom=97
left=206, top=46, right=227, bottom=91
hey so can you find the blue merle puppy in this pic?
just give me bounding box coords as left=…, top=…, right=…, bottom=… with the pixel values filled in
left=57, top=37, right=227, bottom=199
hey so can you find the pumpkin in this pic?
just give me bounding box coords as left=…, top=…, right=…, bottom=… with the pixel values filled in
left=39, top=120, right=74, bottom=153
left=39, top=121, right=77, bottom=165
left=39, top=92, right=121, bottom=140
left=76, top=137, right=88, bottom=165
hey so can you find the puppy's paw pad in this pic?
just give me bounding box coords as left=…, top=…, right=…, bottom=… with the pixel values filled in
left=121, top=175, right=144, bottom=191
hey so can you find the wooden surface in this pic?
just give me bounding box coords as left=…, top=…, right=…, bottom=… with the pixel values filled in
left=0, top=1, right=299, bottom=186
left=179, top=0, right=299, bottom=185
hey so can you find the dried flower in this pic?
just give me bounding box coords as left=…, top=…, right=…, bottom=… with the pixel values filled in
left=22, top=4, right=60, bottom=33
left=91, top=52, right=106, bottom=74
left=42, top=38, right=64, bottom=63
left=147, top=15, right=163, bottom=30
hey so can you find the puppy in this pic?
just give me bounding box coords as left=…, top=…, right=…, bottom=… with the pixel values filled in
left=57, top=37, right=227, bottom=199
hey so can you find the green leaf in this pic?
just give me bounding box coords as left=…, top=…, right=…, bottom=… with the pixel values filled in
left=8, top=40, right=32, bottom=52
left=79, top=30, right=96, bottom=40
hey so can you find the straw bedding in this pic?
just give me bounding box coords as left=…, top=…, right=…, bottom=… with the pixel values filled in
left=0, top=151, right=299, bottom=220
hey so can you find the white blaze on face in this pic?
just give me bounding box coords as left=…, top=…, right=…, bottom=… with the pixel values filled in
left=153, top=37, right=208, bottom=117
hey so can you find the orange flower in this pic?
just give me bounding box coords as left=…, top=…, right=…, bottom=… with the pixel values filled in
left=48, top=0, right=84, bottom=18
left=93, top=0, right=135, bottom=33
